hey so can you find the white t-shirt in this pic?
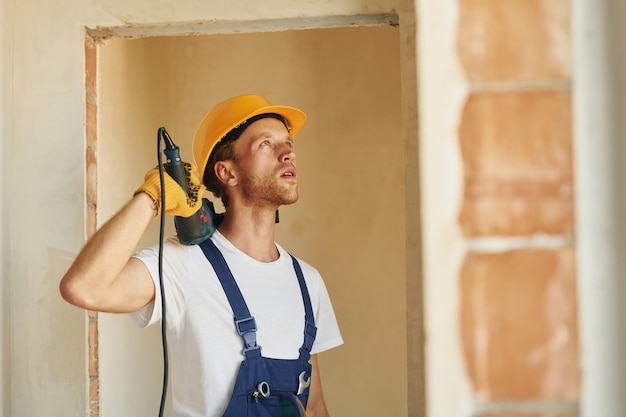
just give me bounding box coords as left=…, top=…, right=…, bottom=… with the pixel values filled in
left=130, top=231, right=343, bottom=417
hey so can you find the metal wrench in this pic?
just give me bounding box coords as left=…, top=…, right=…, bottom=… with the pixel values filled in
left=296, top=371, right=311, bottom=395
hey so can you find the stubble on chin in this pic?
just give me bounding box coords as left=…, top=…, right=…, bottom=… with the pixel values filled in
left=240, top=173, right=299, bottom=207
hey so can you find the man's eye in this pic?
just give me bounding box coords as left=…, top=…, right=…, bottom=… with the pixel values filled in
left=260, top=140, right=271, bottom=146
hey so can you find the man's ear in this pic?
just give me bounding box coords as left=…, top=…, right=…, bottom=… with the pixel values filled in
left=214, top=160, right=238, bottom=186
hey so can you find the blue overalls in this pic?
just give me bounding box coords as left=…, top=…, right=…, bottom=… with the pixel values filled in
left=199, top=239, right=318, bottom=417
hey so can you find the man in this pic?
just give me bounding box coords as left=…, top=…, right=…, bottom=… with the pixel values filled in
left=60, top=94, right=343, bottom=417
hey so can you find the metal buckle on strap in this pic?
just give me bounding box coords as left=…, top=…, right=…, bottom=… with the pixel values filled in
left=298, top=321, right=318, bottom=360
left=304, top=321, right=317, bottom=340
left=235, top=317, right=261, bottom=354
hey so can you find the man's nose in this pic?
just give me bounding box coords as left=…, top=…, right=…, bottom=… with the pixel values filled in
left=281, top=144, right=296, bottom=162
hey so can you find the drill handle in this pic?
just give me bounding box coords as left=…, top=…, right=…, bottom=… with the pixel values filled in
left=163, top=145, right=191, bottom=194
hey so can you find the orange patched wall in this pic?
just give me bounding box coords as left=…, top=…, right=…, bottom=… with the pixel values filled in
left=456, top=0, right=579, bottom=415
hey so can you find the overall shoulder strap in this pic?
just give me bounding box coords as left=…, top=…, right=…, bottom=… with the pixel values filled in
left=198, top=238, right=261, bottom=359
left=289, top=255, right=318, bottom=361
left=198, top=238, right=318, bottom=361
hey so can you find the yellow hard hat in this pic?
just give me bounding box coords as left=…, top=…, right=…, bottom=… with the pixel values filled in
left=192, top=94, right=307, bottom=178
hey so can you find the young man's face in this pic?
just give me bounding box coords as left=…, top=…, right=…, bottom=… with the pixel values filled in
left=230, top=117, right=298, bottom=208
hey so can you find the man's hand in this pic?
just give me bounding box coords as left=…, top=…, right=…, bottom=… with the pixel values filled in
left=306, top=355, right=331, bottom=417
left=135, top=162, right=205, bottom=217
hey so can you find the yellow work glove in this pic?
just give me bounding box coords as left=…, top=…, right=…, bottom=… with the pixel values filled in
left=134, top=162, right=205, bottom=218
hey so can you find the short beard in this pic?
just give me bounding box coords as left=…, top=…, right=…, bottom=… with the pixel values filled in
left=239, top=172, right=299, bottom=208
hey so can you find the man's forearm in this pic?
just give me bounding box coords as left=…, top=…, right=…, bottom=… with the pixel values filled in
left=59, top=192, right=156, bottom=310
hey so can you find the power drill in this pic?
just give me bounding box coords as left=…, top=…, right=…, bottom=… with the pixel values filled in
left=159, top=127, right=218, bottom=245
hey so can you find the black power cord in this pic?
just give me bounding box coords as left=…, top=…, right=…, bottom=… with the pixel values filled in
left=154, top=126, right=215, bottom=416
left=157, top=130, right=169, bottom=417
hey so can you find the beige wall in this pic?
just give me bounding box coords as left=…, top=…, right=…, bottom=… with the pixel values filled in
left=97, top=37, right=174, bottom=416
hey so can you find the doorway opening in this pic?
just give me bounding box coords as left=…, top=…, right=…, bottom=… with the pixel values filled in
left=86, top=15, right=421, bottom=417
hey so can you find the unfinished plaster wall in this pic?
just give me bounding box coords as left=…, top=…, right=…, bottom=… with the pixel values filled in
left=2, top=1, right=96, bottom=416
left=417, top=2, right=471, bottom=415
left=0, top=1, right=7, bottom=416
